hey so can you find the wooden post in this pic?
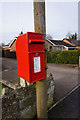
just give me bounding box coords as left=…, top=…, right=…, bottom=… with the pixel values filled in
left=33, top=1, right=47, bottom=118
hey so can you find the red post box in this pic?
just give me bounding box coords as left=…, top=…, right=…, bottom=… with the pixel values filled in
left=16, top=32, right=45, bottom=83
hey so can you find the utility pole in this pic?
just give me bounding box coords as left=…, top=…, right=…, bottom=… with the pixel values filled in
left=33, top=1, right=47, bottom=119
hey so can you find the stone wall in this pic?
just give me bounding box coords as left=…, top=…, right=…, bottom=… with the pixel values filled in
left=2, top=73, right=54, bottom=119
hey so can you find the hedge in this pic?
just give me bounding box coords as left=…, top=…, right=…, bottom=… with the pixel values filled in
left=47, top=50, right=80, bottom=64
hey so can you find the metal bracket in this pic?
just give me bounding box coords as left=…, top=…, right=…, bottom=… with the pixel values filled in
left=45, top=66, right=48, bottom=70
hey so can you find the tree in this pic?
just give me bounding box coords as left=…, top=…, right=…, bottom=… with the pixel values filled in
left=66, top=32, right=72, bottom=39
left=66, top=32, right=77, bottom=40
left=46, top=34, right=53, bottom=40
left=72, top=33, right=77, bottom=40
left=0, top=43, right=5, bottom=47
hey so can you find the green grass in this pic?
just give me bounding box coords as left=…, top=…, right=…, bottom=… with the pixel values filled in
left=0, top=83, right=2, bottom=96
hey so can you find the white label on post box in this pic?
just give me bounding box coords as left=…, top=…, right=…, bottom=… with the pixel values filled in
left=34, top=57, right=41, bottom=73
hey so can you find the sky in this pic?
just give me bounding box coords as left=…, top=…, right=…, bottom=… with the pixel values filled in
left=0, top=1, right=78, bottom=44
left=46, top=2, right=78, bottom=39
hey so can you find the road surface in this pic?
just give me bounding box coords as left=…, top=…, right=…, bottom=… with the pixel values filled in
left=47, top=63, right=79, bottom=102
left=1, top=58, right=79, bottom=102
left=48, top=86, right=80, bottom=118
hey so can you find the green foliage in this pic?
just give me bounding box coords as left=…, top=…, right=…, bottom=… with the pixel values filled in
left=47, top=50, right=80, bottom=64
left=66, top=32, right=77, bottom=40
left=72, top=33, right=77, bottom=40
left=0, top=83, right=2, bottom=96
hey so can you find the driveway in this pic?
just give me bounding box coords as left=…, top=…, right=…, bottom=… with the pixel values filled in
left=47, top=63, right=79, bottom=102
left=0, top=58, right=79, bottom=102
left=1, top=58, right=20, bottom=89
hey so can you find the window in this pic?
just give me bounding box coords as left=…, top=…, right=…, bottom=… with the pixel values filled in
left=49, top=46, right=52, bottom=52
left=57, top=46, right=61, bottom=51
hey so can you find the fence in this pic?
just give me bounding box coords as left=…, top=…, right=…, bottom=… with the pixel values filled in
left=2, top=49, right=16, bottom=59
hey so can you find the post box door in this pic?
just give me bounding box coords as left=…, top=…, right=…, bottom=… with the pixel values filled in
left=29, top=52, right=45, bottom=83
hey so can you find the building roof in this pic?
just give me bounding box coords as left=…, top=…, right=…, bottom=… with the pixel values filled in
left=49, top=40, right=76, bottom=48
left=71, top=40, right=80, bottom=46
left=63, top=38, right=73, bottom=44
left=9, top=37, right=17, bottom=47
left=63, top=38, right=80, bottom=46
